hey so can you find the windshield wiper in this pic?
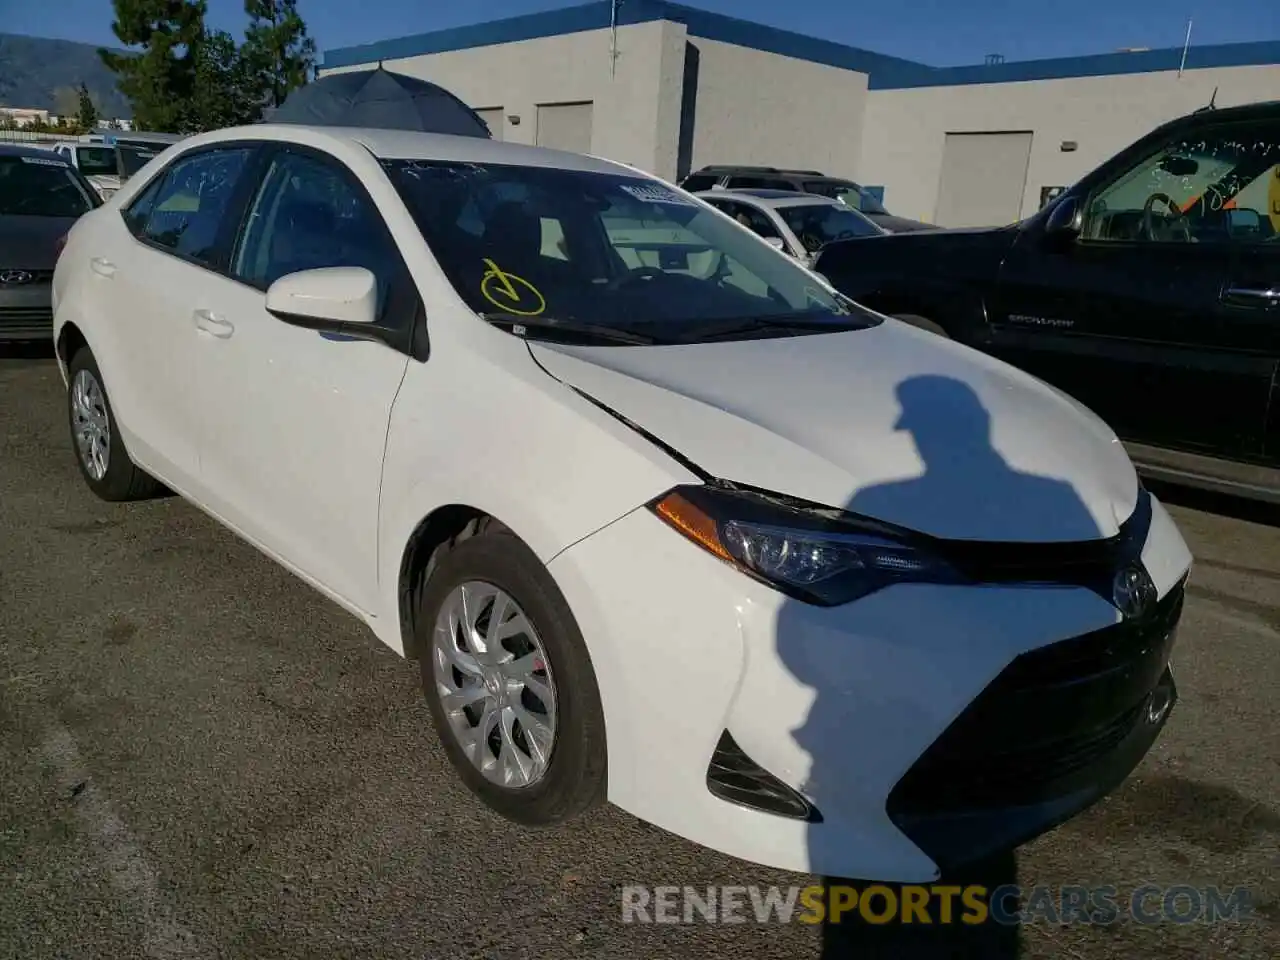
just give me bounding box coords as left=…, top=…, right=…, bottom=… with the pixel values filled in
left=479, top=312, right=661, bottom=346
left=677, top=312, right=879, bottom=343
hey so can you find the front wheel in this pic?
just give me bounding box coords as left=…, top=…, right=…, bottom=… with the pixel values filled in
left=66, top=347, right=163, bottom=501
left=415, top=518, right=607, bottom=825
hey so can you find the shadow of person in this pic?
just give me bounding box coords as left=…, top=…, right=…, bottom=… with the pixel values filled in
left=772, top=374, right=1108, bottom=958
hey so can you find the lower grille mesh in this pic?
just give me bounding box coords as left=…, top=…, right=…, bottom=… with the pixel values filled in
left=706, top=731, right=822, bottom=822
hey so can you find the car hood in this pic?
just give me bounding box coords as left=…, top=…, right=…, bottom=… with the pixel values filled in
left=815, top=223, right=1018, bottom=280
left=0, top=216, right=81, bottom=270
left=867, top=213, right=935, bottom=233
left=529, top=322, right=1139, bottom=542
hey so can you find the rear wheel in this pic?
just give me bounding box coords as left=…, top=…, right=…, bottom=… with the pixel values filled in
left=66, top=347, right=163, bottom=501
left=893, top=313, right=950, bottom=338
left=415, top=517, right=607, bottom=825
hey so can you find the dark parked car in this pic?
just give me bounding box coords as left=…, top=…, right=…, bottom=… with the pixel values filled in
left=0, top=144, right=102, bottom=342
left=815, top=99, right=1280, bottom=503
left=678, top=164, right=931, bottom=233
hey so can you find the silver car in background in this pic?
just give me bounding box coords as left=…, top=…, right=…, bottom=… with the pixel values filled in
left=696, top=188, right=884, bottom=267
left=0, top=144, right=101, bottom=342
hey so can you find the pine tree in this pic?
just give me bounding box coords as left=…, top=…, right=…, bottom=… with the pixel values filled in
left=241, top=0, right=316, bottom=110
left=76, top=83, right=98, bottom=130
left=185, top=29, right=263, bottom=132
left=99, top=0, right=207, bottom=132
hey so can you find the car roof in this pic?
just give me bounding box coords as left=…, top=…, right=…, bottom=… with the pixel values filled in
left=697, top=188, right=847, bottom=208
left=165, top=123, right=643, bottom=178
left=0, top=142, right=70, bottom=160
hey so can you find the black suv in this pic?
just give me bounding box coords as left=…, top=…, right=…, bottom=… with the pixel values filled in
left=678, top=165, right=931, bottom=233
left=815, top=99, right=1280, bottom=504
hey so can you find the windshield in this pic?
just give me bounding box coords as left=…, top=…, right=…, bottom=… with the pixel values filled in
left=387, top=160, right=875, bottom=338
left=778, top=203, right=881, bottom=252
left=804, top=180, right=888, bottom=215
left=75, top=146, right=118, bottom=177
left=0, top=155, right=97, bottom=217
left=118, top=145, right=159, bottom=179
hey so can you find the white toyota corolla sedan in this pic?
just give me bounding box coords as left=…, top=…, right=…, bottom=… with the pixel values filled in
left=51, top=124, right=1192, bottom=882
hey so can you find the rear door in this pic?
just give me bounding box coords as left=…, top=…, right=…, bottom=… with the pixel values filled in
left=86, top=145, right=260, bottom=490
left=990, top=117, right=1280, bottom=463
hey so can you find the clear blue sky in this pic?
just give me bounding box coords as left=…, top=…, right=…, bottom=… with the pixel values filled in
left=5, top=0, right=1278, bottom=66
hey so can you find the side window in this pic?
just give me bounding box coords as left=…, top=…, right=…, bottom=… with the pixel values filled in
left=725, top=202, right=783, bottom=240
left=1084, top=123, right=1280, bottom=244
left=232, top=149, right=402, bottom=320
left=122, top=173, right=169, bottom=237
left=806, top=181, right=864, bottom=210
left=139, top=148, right=254, bottom=264
left=679, top=174, right=718, bottom=192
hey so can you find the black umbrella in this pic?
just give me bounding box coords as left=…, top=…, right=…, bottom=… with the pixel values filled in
left=266, top=65, right=492, bottom=138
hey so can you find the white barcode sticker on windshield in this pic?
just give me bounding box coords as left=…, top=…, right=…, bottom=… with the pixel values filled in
left=20, top=156, right=69, bottom=167
left=620, top=184, right=696, bottom=206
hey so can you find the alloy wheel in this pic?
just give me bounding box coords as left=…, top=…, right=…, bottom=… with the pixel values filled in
left=431, top=580, right=558, bottom=788
left=71, top=368, right=110, bottom=481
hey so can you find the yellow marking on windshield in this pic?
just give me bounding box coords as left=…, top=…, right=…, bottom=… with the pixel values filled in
left=481, top=258, right=546, bottom=317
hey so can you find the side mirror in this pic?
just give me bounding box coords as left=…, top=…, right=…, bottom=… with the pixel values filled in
left=763, top=235, right=786, bottom=251
left=1226, top=208, right=1262, bottom=234
left=1044, top=195, right=1084, bottom=239
left=266, top=266, right=388, bottom=343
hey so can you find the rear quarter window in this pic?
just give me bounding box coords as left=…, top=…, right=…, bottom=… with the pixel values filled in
left=679, top=174, right=718, bottom=192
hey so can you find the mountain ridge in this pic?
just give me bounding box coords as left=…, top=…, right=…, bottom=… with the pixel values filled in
left=0, top=33, right=132, bottom=120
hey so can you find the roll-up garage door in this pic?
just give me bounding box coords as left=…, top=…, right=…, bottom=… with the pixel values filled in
left=934, top=131, right=1033, bottom=228
left=535, top=102, right=594, bottom=154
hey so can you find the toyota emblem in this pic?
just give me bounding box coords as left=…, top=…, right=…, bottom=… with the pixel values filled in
left=1112, top=563, right=1157, bottom=619
left=0, top=269, right=34, bottom=286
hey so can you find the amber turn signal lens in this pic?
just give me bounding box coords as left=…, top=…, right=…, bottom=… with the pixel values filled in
left=653, top=491, right=733, bottom=562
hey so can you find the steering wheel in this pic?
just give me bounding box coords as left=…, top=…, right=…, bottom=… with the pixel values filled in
left=1142, top=193, right=1192, bottom=243
left=606, top=266, right=666, bottom=291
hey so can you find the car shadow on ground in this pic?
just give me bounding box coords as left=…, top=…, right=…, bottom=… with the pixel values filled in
left=774, top=373, right=1114, bottom=959
left=0, top=340, right=56, bottom=361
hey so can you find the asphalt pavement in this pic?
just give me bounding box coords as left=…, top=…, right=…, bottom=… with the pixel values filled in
left=2, top=347, right=1277, bottom=959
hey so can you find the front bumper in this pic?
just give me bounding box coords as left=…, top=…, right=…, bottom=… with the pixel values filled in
left=0, top=281, right=54, bottom=341
left=547, top=491, right=1191, bottom=881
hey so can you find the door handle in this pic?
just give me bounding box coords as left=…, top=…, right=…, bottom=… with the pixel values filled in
left=89, top=257, right=116, bottom=278
left=193, top=309, right=234, bottom=339
left=1223, top=285, right=1280, bottom=304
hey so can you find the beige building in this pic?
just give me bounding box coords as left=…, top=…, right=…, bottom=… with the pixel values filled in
left=319, top=1, right=1280, bottom=227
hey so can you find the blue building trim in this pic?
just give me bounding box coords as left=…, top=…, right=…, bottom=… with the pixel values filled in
left=320, top=0, right=1280, bottom=88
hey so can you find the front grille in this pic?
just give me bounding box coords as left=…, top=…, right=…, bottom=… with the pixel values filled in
left=0, top=268, right=54, bottom=284
left=936, top=489, right=1153, bottom=596
left=890, top=578, right=1183, bottom=816
left=0, top=305, right=54, bottom=339
left=707, top=731, right=822, bottom=822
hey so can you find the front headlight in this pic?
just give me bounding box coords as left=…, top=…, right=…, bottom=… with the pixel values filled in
left=649, top=484, right=966, bottom=606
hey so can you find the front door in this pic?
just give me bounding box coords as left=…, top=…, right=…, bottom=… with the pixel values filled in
left=989, top=117, right=1280, bottom=462
left=196, top=145, right=416, bottom=612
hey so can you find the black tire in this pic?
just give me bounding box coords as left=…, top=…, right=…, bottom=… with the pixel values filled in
left=892, top=313, right=950, bottom=338
left=415, top=517, right=607, bottom=825
left=66, top=346, right=164, bottom=502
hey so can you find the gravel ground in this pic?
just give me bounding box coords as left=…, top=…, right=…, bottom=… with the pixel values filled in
left=2, top=347, right=1276, bottom=959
